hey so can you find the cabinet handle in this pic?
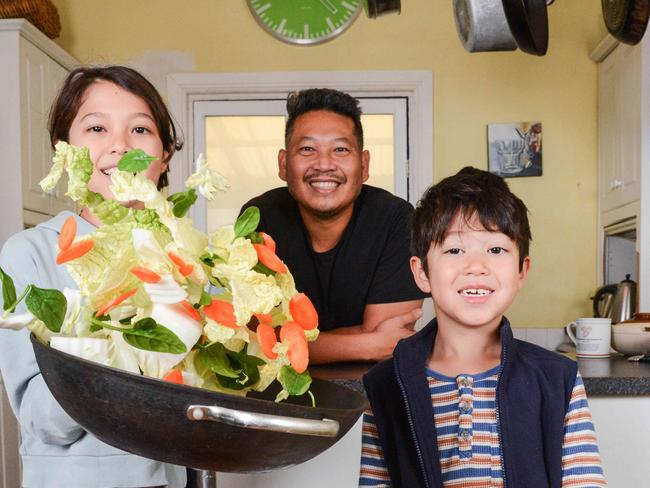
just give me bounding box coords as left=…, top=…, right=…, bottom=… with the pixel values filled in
left=610, top=180, right=623, bottom=189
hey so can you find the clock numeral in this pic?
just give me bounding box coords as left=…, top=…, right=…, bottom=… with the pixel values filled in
left=277, top=18, right=287, bottom=34
left=255, top=2, right=271, bottom=14
left=341, top=1, right=357, bottom=11
left=325, top=17, right=336, bottom=32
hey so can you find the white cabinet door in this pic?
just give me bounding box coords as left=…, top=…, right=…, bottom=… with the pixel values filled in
left=599, top=43, right=642, bottom=213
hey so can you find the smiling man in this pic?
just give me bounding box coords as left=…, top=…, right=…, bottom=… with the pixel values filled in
left=240, top=88, right=427, bottom=364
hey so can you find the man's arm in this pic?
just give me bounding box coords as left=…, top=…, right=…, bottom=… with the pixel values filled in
left=308, top=300, right=423, bottom=364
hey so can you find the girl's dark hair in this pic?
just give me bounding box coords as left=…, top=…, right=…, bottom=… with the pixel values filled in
left=48, top=65, right=183, bottom=189
left=284, top=88, right=364, bottom=149
left=411, top=167, right=532, bottom=271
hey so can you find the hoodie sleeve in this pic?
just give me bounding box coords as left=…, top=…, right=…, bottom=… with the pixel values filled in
left=0, top=229, right=84, bottom=446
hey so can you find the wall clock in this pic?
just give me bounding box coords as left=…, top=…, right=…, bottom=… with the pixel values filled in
left=247, top=0, right=362, bottom=45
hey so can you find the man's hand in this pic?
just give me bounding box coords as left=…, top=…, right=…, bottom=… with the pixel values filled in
left=367, top=308, right=422, bottom=360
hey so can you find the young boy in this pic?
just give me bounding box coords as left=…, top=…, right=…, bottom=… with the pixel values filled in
left=359, top=167, right=606, bottom=487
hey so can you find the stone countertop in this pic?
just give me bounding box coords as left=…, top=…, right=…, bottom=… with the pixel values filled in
left=311, top=354, right=650, bottom=397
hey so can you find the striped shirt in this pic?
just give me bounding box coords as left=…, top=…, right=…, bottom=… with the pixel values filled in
left=359, top=368, right=606, bottom=487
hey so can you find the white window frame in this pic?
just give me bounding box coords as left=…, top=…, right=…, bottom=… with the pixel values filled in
left=166, top=71, right=433, bottom=207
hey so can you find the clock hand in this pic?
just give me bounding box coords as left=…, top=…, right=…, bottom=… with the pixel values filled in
left=318, top=0, right=338, bottom=15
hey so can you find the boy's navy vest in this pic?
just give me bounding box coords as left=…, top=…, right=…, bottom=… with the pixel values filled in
left=363, top=317, right=578, bottom=488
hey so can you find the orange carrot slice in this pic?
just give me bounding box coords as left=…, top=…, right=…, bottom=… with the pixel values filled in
left=167, top=251, right=194, bottom=276
left=179, top=300, right=202, bottom=322
left=280, top=321, right=309, bottom=373
left=203, top=299, right=238, bottom=329
left=58, top=216, right=77, bottom=251
left=255, top=313, right=273, bottom=325
left=163, top=369, right=184, bottom=384
left=257, top=322, right=278, bottom=360
left=259, top=232, right=276, bottom=252
left=56, top=240, right=94, bottom=264
left=95, top=289, right=137, bottom=317
left=130, top=266, right=162, bottom=283
left=289, top=293, right=319, bottom=330
left=253, top=244, right=287, bottom=274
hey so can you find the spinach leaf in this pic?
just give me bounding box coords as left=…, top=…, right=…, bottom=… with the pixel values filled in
left=117, top=149, right=155, bottom=173
left=167, top=188, right=198, bottom=218
left=122, top=318, right=186, bottom=354
left=25, top=286, right=67, bottom=332
left=279, top=365, right=312, bottom=396
left=217, top=348, right=265, bottom=390
left=0, top=267, right=17, bottom=312
left=234, top=206, right=260, bottom=238
left=197, top=342, right=240, bottom=378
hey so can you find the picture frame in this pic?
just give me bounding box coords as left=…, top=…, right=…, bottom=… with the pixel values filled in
left=487, top=122, right=542, bottom=178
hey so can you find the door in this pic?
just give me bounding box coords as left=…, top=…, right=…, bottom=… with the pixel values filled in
left=192, top=97, right=408, bottom=233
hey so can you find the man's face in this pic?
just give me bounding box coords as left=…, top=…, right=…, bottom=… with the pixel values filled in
left=279, top=110, right=369, bottom=220
left=410, top=213, right=530, bottom=332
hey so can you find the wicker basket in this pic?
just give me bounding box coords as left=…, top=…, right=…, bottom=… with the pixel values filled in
left=0, top=0, right=61, bottom=39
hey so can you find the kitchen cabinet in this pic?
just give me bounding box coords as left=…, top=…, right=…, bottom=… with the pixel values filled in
left=598, top=41, right=642, bottom=215
left=0, top=19, right=77, bottom=246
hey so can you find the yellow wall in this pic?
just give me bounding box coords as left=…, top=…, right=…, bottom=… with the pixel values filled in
left=51, top=0, right=607, bottom=328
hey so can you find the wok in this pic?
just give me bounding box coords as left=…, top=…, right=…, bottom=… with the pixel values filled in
left=31, top=335, right=368, bottom=473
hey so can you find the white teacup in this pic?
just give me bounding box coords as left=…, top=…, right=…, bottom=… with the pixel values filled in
left=566, top=317, right=612, bottom=358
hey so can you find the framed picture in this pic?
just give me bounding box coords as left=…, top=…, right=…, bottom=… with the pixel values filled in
left=487, top=122, right=542, bottom=178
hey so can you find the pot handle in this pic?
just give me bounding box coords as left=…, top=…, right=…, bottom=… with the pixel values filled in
left=187, top=405, right=340, bottom=437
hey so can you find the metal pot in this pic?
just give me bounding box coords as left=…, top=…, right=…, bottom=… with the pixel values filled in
left=592, top=274, right=637, bottom=324
left=364, top=0, right=401, bottom=18
left=501, top=0, right=549, bottom=55
left=453, top=0, right=517, bottom=52
left=602, top=0, right=650, bottom=45
left=31, top=335, right=368, bottom=473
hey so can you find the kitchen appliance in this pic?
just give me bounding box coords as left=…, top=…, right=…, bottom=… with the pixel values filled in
left=612, top=313, right=650, bottom=355
left=592, top=274, right=637, bottom=324
left=31, top=334, right=367, bottom=473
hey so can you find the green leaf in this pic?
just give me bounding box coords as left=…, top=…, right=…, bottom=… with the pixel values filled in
left=197, top=342, right=240, bottom=378
left=247, top=231, right=264, bottom=245
left=167, top=188, right=198, bottom=218
left=279, top=366, right=312, bottom=396
left=217, top=349, right=265, bottom=390
left=122, top=318, right=187, bottom=354
left=234, top=206, right=260, bottom=238
left=253, top=261, right=275, bottom=276
left=25, top=287, right=67, bottom=332
left=0, top=267, right=17, bottom=312
left=117, top=149, right=156, bottom=173
left=198, top=290, right=212, bottom=307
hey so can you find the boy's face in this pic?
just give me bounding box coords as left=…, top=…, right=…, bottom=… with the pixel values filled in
left=410, top=213, right=530, bottom=332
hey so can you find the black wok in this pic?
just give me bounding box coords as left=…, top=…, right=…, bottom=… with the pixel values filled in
left=31, top=335, right=368, bottom=473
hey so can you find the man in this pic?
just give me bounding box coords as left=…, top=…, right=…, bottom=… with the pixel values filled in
left=241, top=88, right=427, bottom=364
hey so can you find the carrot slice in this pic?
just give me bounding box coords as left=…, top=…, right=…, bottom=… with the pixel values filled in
left=56, top=240, right=94, bottom=264
left=203, top=299, right=238, bottom=328
left=179, top=300, right=202, bottom=322
left=130, top=266, right=162, bottom=283
left=163, top=369, right=183, bottom=384
left=255, top=313, right=273, bottom=325
left=257, top=322, right=278, bottom=359
left=253, top=244, right=287, bottom=274
left=95, top=289, right=137, bottom=317
left=58, top=216, right=77, bottom=251
left=280, top=321, right=309, bottom=373
left=289, top=293, right=319, bottom=330
left=167, top=251, right=194, bottom=276
left=259, top=232, right=276, bottom=253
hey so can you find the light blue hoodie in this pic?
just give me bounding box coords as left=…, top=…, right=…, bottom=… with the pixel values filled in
left=0, top=211, right=186, bottom=488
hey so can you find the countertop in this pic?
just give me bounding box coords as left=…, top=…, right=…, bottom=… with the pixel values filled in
left=311, top=354, right=650, bottom=397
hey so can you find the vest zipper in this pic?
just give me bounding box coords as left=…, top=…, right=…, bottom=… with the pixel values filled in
left=394, top=358, right=431, bottom=488
left=496, top=341, right=507, bottom=488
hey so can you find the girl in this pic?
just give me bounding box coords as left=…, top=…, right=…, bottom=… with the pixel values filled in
left=0, top=66, right=186, bottom=488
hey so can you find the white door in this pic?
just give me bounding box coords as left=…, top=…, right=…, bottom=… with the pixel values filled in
left=192, top=97, right=408, bottom=234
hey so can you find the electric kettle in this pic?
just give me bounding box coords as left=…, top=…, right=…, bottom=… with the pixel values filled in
left=592, top=274, right=637, bottom=324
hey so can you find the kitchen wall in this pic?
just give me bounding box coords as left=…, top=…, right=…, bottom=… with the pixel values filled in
left=49, top=1, right=606, bottom=328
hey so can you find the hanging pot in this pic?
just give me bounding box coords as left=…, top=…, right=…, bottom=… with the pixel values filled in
left=501, top=0, right=549, bottom=55
left=364, top=0, right=401, bottom=18
left=31, top=334, right=368, bottom=473
left=453, top=0, right=517, bottom=52
left=602, top=0, right=650, bottom=45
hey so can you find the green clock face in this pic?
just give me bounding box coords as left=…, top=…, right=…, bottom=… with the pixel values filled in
left=247, top=0, right=362, bottom=45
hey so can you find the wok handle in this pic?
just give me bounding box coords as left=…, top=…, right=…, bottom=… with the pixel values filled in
left=187, top=405, right=340, bottom=437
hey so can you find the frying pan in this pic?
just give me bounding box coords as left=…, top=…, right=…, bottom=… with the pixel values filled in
left=364, top=0, right=401, bottom=18
left=501, top=0, right=549, bottom=55
left=31, top=335, right=368, bottom=473
left=602, top=0, right=650, bottom=45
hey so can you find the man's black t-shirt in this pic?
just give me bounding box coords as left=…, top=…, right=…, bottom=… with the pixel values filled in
left=241, top=185, right=427, bottom=332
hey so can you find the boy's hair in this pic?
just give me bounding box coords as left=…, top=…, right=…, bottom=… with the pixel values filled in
left=412, top=166, right=531, bottom=271
left=48, top=65, right=183, bottom=190
left=284, top=88, right=364, bottom=149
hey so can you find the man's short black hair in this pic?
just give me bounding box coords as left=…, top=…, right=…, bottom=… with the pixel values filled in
left=285, top=88, right=364, bottom=149
left=411, top=167, right=532, bottom=271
